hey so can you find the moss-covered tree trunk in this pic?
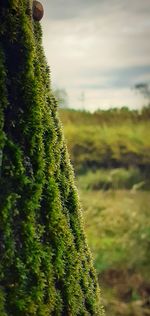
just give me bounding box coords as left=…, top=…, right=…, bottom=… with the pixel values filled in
left=0, top=1, right=103, bottom=314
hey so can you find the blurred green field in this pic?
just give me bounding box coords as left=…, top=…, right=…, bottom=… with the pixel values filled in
left=59, top=108, right=150, bottom=174
left=77, top=183, right=150, bottom=316
left=59, top=108, right=150, bottom=316
left=77, top=187, right=150, bottom=276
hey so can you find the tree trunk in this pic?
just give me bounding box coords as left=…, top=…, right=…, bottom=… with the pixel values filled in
left=0, top=1, right=104, bottom=314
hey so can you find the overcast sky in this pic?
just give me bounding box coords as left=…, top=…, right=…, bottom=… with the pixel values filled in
left=40, top=0, right=150, bottom=111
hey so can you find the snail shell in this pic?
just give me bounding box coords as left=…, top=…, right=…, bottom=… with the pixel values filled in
left=33, top=1, right=44, bottom=21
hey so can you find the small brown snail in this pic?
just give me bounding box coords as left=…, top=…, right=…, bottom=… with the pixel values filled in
left=32, top=1, right=44, bottom=21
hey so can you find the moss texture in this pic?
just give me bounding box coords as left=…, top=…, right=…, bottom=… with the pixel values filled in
left=0, top=0, right=104, bottom=314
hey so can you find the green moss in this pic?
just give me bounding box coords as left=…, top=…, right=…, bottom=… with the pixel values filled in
left=0, top=0, right=103, bottom=314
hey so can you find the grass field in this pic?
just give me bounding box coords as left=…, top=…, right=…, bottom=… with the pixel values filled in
left=77, top=185, right=150, bottom=316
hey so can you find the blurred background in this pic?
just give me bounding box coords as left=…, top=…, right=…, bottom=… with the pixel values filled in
left=41, top=1, right=150, bottom=315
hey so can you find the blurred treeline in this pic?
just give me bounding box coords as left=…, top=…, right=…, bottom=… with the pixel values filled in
left=59, top=105, right=150, bottom=316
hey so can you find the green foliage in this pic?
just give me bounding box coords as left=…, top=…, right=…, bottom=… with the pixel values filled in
left=0, top=1, right=103, bottom=314
left=0, top=288, right=7, bottom=316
